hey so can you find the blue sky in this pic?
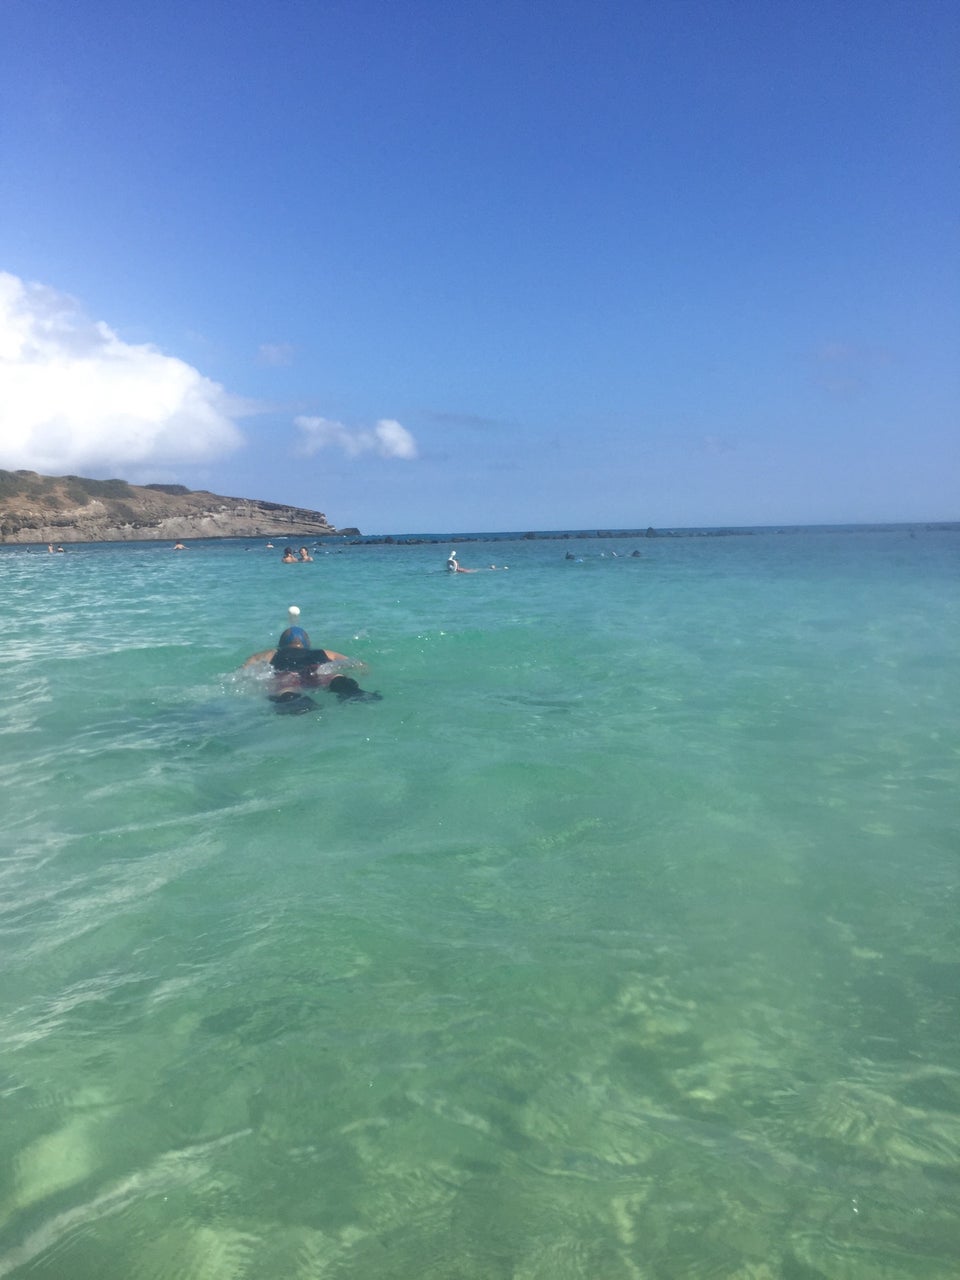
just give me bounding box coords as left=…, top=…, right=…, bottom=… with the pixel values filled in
left=1, top=0, right=956, bottom=533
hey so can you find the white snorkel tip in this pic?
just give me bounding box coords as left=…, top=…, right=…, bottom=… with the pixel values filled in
left=288, top=605, right=301, bottom=622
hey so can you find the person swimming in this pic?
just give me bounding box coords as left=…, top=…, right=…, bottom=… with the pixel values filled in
left=243, top=606, right=381, bottom=713
left=446, top=549, right=477, bottom=573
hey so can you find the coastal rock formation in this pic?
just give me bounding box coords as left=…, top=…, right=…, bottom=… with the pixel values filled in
left=0, top=471, right=345, bottom=543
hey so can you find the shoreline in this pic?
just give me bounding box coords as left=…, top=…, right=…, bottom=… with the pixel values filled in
left=1, top=521, right=956, bottom=551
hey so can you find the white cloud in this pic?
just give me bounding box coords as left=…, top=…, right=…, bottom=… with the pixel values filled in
left=0, top=272, right=246, bottom=473
left=257, top=342, right=295, bottom=367
left=294, top=415, right=418, bottom=460
left=700, top=434, right=736, bottom=456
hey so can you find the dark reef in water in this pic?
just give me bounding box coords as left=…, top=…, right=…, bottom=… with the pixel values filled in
left=335, top=522, right=957, bottom=547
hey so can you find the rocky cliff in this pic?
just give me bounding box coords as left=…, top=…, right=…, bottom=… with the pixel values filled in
left=0, top=471, right=349, bottom=543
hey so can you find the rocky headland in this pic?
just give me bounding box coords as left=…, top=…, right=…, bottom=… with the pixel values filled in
left=0, top=471, right=352, bottom=544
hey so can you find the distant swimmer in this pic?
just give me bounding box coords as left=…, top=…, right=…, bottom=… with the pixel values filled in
left=281, top=546, right=298, bottom=563
left=173, top=542, right=187, bottom=551
left=446, top=549, right=477, bottom=574
left=242, top=606, right=381, bottom=713
left=298, top=546, right=313, bottom=562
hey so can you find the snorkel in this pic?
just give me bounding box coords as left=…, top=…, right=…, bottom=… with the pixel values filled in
left=277, top=605, right=311, bottom=650
left=271, top=606, right=330, bottom=671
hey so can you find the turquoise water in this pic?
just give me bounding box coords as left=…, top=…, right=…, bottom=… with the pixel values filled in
left=1, top=528, right=958, bottom=1278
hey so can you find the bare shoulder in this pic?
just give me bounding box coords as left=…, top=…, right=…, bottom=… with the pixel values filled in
left=242, top=648, right=277, bottom=668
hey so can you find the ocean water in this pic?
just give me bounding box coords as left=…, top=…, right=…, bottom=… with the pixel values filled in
left=1, top=527, right=958, bottom=1279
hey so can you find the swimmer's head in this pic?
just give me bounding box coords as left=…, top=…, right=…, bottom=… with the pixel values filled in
left=277, top=625, right=310, bottom=649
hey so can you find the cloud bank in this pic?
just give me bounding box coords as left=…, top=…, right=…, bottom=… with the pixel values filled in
left=294, top=415, right=418, bottom=460
left=0, top=272, right=246, bottom=474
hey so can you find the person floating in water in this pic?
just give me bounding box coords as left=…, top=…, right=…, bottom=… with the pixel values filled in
left=298, top=546, right=313, bottom=562
left=446, top=549, right=477, bottom=573
left=243, top=606, right=381, bottom=713
left=281, top=546, right=298, bottom=563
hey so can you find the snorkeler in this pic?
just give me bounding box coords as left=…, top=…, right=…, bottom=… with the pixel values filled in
left=446, top=550, right=477, bottom=573
left=243, top=606, right=381, bottom=713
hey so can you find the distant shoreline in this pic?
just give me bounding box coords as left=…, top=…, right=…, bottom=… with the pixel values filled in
left=2, top=522, right=956, bottom=551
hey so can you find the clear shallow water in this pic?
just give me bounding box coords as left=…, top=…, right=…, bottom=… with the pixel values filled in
left=1, top=529, right=958, bottom=1278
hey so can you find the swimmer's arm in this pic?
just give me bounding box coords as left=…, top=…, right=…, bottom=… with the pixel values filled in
left=323, top=649, right=368, bottom=670
left=241, top=648, right=277, bottom=668
left=324, top=649, right=369, bottom=673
